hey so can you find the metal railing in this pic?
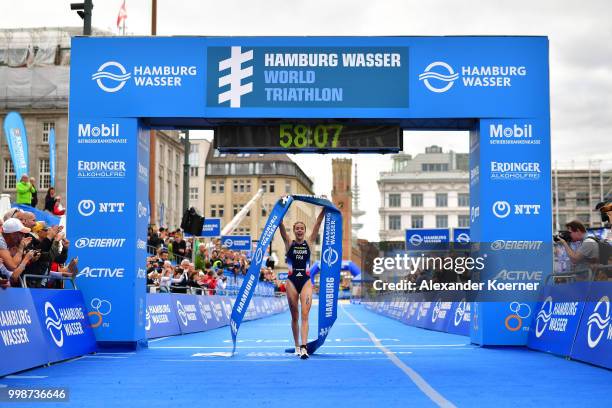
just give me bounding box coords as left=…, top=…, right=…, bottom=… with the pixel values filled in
left=19, top=273, right=77, bottom=289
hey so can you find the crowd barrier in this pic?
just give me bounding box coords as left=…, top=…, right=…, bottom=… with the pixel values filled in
left=0, top=288, right=97, bottom=377
left=359, top=293, right=471, bottom=337
left=1, top=287, right=288, bottom=377
left=359, top=279, right=612, bottom=370
left=146, top=293, right=288, bottom=339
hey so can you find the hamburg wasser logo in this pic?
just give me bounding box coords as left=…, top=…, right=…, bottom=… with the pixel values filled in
left=535, top=296, right=553, bottom=338
left=44, top=301, right=64, bottom=347
left=419, top=62, right=459, bottom=93
left=587, top=295, right=610, bottom=349
left=218, top=46, right=254, bottom=107
left=92, top=61, right=198, bottom=93
left=419, top=61, right=527, bottom=93
left=92, top=61, right=131, bottom=93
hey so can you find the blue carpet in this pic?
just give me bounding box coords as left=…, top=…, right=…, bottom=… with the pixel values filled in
left=1, top=304, right=610, bottom=407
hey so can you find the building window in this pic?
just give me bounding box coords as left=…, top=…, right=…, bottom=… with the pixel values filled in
left=233, top=204, right=239, bottom=216
left=411, top=193, right=423, bottom=207
left=411, top=215, right=423, bottom=229
left=211, top=205, right=217, bottom=217
left=556, top=192, right=566, bottom=207
left=436, top=215, right=448, bottom=228
left=458, top=215, right=470, bottom=227
left=422, top=163, right=449, bottom=172
left=262, top=207, right=267, bottom=217
left=218, top=181, right=224, bottom=193
left=233, top=180, right=238, bottom=193
left=577, top=213, right=590, bottom=224
left=189, top=187, right=198, bottom=200
left=3, top=159, right=16, bottom=190
left=458, top=193, right=469, bottom=207
left=388, top=215, right=401, bottom=230
left=436, top=193, right=448, bottom=207
left=218, top=205, right=224, bottom=217
left=389, top=194, right=401, bottom=208
left=246, top=180, right=251, bottom=193
left=190, top=167, right=198, bottom=177
left=285, top=180, right=291, bottom=193
left=38, top=159, right=51, bottom=189
left=576, top=192, right=589, bottom=207
left=211, top=181, right=217, bottom=194
left=42, top=122, right=55, bottom=143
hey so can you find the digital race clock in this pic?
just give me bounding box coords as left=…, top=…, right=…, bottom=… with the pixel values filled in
left=214, top=124, right=402, bottom=153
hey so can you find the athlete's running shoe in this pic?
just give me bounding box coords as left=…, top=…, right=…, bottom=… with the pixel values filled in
left=300, top=345, right=309, bottom=360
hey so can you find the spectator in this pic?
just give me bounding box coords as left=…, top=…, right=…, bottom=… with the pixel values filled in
left=16, top=174, right=36, bottom=205
left=44, top=187, right=56, bottom=213
left=30, top=178, right=38, bottom=208
left=194, top=244, right=208, bottom=271
left=0, top=218, right=39, bottom=287
left=52, top=196, right=66, bottom=216
left=559, top=220, right=599, bottom=273
left=172, top=232, right=187, bottom=261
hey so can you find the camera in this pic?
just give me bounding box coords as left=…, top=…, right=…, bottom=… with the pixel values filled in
left=595, top=201, right=612, bottom=223
left=554, top=230, right=572, bottom=242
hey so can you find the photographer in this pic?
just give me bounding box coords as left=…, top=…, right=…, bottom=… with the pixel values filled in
left=558, top=220, right=598, bottom=273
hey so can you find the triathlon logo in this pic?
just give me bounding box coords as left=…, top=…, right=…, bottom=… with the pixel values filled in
left=419, top=61, right=459, bottom=93
left=492, top=201, right=512, bottom=218
left=505, top=301, right=531, bottom=332
left=176, top=301, right=189, bottom=326
left=322, top=247, right=339, bottom=268
left=138, top=201, right=148, bottom=218
left=89, top=298, right=112, bottom=328
left=223, top=238, right=233, bottom=247
left=92, top=61, right=131, bottom=93
left=535, top=296, right=553, bottom=338
left=218, top=46, right=254, bottom=107
left=44, top=301, right=64, bottom=347
left=587, top=296, right=610, bottom=349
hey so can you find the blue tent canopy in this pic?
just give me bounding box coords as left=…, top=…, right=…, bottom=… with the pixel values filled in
left=310, top=260, right=361, bottom=283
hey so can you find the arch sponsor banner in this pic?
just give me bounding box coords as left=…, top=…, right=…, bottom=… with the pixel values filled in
left=145, top=293, right=181, bottom=339
left=527, top=283, right=587, bottom=357
left=0, top=289, right=48, bottom=377
left=570, top=283, right=612, bottom=369
left=30, top=289, right=97, bottom=364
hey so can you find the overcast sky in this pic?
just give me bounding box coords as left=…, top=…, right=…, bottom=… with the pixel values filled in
left=2, top=0, right=611, bottom=239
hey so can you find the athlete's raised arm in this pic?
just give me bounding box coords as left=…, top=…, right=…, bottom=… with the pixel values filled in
left=279, top=220, right=292, bottom=252
left=309, top=209, right=326, bottom=247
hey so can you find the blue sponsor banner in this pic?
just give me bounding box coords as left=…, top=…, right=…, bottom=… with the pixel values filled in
left=430, top=300, right=454, bottom=332
left=145, top=293, right=181, bottom=339
left=447, top=301, right=471, bottom=336
left=277, top=272, right=288, bottom=280
left=171, top=294, right=209, bottom=334
left=3, top=112, right=29, bottom=180
left=221, top=235, right=251, bottom=251
left=30, top=289, right=97, bottom=363
left=49, top=127, right=56, bottom=187
left=405, top=228, right=450, bottom=250
left=570, top=283, right=612, bottom=369
left=0, top=289, right=48, bottom=377
left=71, top=36, right=548, bottom=119
left=527, top=283, right=587, bottom=357
left=68, top=117, right=145, bottom=344
left=202, top=218, right=221, bottom=237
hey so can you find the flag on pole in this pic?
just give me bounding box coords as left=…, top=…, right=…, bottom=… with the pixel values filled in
left=117, top=1, right=127, bottom=31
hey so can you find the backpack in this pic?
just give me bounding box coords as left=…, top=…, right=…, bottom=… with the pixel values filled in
left=589, top=236, right=612, bottom=265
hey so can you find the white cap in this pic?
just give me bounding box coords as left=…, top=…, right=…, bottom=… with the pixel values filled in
left=2, top=218, right=31, bottom=234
